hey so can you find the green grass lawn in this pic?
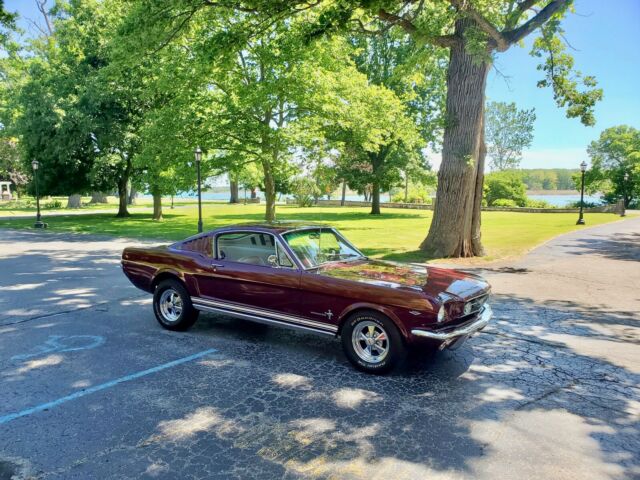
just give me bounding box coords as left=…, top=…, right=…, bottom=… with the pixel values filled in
left=0, top=202, right=630, bottom=263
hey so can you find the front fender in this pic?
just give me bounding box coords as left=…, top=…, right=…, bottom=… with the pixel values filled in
left=337, top=302, right=410, bottom=340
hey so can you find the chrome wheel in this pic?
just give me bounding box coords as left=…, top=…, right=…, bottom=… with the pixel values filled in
left=351, top=321, right=389, bottom=364
left=159, top=288, right=183, bottom=323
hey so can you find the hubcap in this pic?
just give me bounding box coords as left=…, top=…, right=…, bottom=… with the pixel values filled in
left=159, top=288, right=183, bottom=323
left=352, top=321, right=389, bottom=364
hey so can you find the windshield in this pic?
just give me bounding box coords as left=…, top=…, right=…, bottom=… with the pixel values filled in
left=282, top=228, right=364, bottom=269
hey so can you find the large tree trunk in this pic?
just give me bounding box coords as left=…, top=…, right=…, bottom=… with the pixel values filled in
left=90, top=191, right=108, bottom=204
left=262, top=161, right=276, bottom=222
left=66, top=194, right=82, bottom=209
left=127, top=185, right=137, bottom=206
left=116, top=158, right=132, bottom=218
left=420, top=20, right=489, bottom=258
left=116, top=178, right=130, bottom=217
left=229, top=179, right=239, bottom=203
left=152, top=191, right=163, bottom=221
left=341, top=180, right=346, bottom=206
left=371, top=181, right=381, bottom=214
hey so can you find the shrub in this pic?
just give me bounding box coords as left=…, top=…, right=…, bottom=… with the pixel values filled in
left=391, top=188, right=431, bottom=204
left=292, top=177, right=320, bottom=207
left=44, top=199, right=63, bottom=209
left=567, top=200, right=600, bottom=209
left=491, top=198, right=518, bottom=207
left=524, top=198, right=553, bottom=208
left=484, top=171, right=527, bottom=206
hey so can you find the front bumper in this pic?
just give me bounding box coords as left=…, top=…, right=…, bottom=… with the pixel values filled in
left=411, top=305, right=492, bottom=341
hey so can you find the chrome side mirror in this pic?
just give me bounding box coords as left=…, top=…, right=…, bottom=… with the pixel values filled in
left=267, top=254, right=279, bottom=268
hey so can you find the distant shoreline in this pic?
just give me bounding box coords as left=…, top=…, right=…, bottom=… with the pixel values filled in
left=526, top=189, right=580, bottom=195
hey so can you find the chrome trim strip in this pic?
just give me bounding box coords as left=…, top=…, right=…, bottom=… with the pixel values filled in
left=411, top=305, right=492, bottom=341
left=193, top=304, right=336, bottom=337
left=191, top=296, right=338, bottom=333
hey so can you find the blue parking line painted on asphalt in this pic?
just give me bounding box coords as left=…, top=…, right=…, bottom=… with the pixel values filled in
left=0, top=348, right=217, bottom=426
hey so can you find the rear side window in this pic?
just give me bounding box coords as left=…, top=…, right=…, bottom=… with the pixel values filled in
left=179, top=236, right=212, bottom=256
left=217, top=232, right=276, bottom=266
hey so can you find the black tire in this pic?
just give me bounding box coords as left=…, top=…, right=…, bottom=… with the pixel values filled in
left=153, top=279, right=199, bottom=331
left=341, top=311, right=406, bottom=374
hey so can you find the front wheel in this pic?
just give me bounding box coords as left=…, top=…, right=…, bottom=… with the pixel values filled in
left=341, top=311, right=406, bottom=374
left=153, top=279, right=199, bottom=331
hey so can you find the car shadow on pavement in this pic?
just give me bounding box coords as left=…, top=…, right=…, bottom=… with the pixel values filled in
left=135, top=293, right=639, bottom=479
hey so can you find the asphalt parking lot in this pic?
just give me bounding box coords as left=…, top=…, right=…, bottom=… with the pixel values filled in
left=1, top=221, right=639, bottom=480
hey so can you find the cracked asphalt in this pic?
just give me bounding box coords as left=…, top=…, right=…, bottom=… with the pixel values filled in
left=0, top=217, right=638, bottom=479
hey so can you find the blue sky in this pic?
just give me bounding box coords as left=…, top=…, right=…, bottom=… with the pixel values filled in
left=7, top=0, right=640, bottom=170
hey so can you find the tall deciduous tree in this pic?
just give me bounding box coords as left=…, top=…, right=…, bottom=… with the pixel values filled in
left=584, top=126, right=640, bottom=208
left=485, top=101, right=536, bottom=171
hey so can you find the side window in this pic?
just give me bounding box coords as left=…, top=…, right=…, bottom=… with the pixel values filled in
left=217, top=232, right=277, bottom=266
left=277, top=243, right=294, bottom=268
left=180, top=235, right=213, bottom=257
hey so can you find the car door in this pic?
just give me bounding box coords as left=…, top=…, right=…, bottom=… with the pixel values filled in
left=194, top=230, right=302, bottom=318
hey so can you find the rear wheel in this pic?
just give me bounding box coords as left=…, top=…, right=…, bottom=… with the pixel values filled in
left=153, top=279, right=199, bottom=331
left=341, top=311, right=406, bottom=374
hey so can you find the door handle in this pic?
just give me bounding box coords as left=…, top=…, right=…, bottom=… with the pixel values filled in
left=211, top=262, right=225, bottom=271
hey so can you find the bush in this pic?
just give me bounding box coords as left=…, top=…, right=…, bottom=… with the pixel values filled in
left=491, top=198, right=518, bottom=207
left=567, top=200, right=600, bottom=209
left=44, top=199, right=63, bottom=209
left=391, top=188, right=431, bottom=204
left=524, top=198, right=553, bottom=208
left=292, top=177, right=320, bottom=207
left=484, top=171, right=527, bottom=206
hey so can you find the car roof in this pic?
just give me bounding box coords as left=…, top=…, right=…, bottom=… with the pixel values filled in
left=211, top=221, right=329, bottom=235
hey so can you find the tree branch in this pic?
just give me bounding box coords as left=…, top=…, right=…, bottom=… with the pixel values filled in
left=377, top=8, right=458, bottom=48
left=505, top=0, right=539, bottom=29
left=503, top=0, right=571, bottom=45
left=449, top=0, right=510, bottom=51
left=34, top=0, right=53, bottom=36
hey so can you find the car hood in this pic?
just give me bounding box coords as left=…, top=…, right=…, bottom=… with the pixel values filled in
left=315, top=259, right=489, bottom=300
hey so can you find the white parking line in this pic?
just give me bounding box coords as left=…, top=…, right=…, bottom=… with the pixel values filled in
left=0, top=348, right=217, bottom=425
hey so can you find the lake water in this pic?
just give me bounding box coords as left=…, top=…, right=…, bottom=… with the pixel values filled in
left=142, top=192, right=601, bottom=207
left=527, top=194, right=601, bottom=207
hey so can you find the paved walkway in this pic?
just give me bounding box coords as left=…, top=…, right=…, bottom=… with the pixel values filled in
left=0, top=218, right=638, bottom=479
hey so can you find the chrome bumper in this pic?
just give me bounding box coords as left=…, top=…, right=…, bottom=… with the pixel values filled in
left=411, top=305, right=492, bottom=341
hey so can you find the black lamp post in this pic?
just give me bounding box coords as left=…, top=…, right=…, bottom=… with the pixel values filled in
left=31, top=160, right=46, bottom=229
left=194, top=146, right=203, bottom=233
left=576, top=160, right=587, bottom=225
left=622, top=172, right=629, bottom=217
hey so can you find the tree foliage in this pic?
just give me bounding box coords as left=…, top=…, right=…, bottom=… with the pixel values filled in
left=583, top=125, right=640, bottom=208
left=484, top=170, right=528, bottom=207
left=486, top=101, right=536, bottom=171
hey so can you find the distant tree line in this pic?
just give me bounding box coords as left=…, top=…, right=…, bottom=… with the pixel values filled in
left=519, top=169, right=578, bottom=191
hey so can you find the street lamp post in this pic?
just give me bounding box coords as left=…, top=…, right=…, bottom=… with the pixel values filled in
left=622, top=172, right=629, bottom=217
left=31, top=160, right=46, bottom=229
left=576, top=160, right=587, bottom=225
left=194, top=146, right=203, bottom=233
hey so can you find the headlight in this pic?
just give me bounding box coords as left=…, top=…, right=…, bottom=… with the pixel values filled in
left=437, top=305, right=446, bottom=323
left=464, top=302, right=472, bottom=316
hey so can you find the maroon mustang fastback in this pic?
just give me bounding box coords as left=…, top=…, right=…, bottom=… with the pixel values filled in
left=121, top=222, right=492, bottom=373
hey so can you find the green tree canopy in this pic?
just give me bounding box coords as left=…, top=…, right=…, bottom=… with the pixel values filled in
left=486, top=101, right=536, bottom=171
left=584, top=125, right=640, bottom=208
left=121, top=0, right=602, bottom=258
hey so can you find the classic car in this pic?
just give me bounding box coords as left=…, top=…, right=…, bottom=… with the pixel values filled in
left=121, top=222, right=492, bottom=373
